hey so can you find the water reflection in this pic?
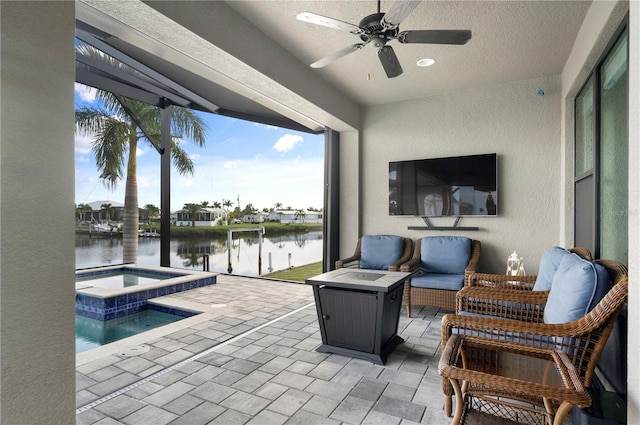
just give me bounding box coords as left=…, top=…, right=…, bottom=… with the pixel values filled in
left=75, top=231, right=323, bottom=276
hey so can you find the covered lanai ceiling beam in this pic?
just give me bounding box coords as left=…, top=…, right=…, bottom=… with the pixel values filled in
left=76, top=27, right=221, bottom=113
left=76, top=53, right=192, bottom=107
left=113, top=94, right=163, bottom=155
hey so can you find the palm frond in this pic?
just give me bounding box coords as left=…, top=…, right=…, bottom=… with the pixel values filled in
left=171, top=107, right=208, bottom=147
left=92, top=118, right=129, bottom=189
left=170, top=138, right=195, bottom=175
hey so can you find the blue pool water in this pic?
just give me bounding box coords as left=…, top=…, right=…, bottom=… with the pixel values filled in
left=75, top=309, right=184, bottom=353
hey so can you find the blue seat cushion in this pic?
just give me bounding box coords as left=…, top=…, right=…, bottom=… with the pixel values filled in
left=420, top=236, right=471, bottom=275
left=360, top=235, right=403, bottom=270
left=410, top=273, right=465, bottom=291
left=532, top=246, right=571, bottom=291
left=543, top=253, right=609, bottom=324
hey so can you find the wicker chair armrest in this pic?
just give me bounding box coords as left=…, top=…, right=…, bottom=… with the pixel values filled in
left=335, top=254, right=360, bottom=269
left=457, top=286, right=549, bottom=321
left=464, top=240, right=482, bottom=274
left=400, top=258, right=422, bottom=273
left=467, top=272, right=538, bottom=290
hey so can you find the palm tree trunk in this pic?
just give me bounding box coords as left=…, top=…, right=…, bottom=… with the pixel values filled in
left=123, top=137, right=139, bottom=264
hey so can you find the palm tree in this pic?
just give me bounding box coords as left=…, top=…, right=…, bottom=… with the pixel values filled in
left=273, top=202, right=283, bottom=211
left=200, top=201, right=210, bottom=208
left=183, top=203, right=202, bottom=227
left=222, top=199, right=234, bottom=211
left=76, top=203, right=92, bottom=222
left=100, top=203, right=115, bottom=223
left=75, top=45, right=208, bottom=263
left=212, top=201, right=222, bottom=209
left=295, top=209, right=306, bottom=223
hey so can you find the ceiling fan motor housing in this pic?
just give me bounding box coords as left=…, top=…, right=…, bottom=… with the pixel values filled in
left=359, top=12, right=399, bottom=45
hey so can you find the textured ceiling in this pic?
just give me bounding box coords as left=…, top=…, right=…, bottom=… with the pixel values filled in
left=77, top=0, right=592, bottom=130
left=228, top=1, right=592, bottom=106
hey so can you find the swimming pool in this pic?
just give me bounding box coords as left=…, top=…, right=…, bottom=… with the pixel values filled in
left=76, top=265, right=216, bottom=320
left=76, top=307, right=188, bottom=353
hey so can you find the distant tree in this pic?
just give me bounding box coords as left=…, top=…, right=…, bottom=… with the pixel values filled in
left=286, top=206, right=293, bottom=210
left=200, top=201, right=210, bottom=208
left=212, top=201, right=222, bottom=209
left=273, top=202, right=283, bottom=211
left=183, top=203, right=202, bottom=227
left=100, top=203, right=115, bottom=222
left=295, top=209, right=306, bottom=223
left=76, top=203, right=92, bottom=222
left=143, top=204, right=160, bottom=221
left=242, top=203, right=256, bottom=215
left=262, top=207, right=270, bottom=213
left=222, top=199, right=234, bottom=212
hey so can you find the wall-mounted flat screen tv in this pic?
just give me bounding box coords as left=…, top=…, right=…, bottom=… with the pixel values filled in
left=389, top=153, right=497, bottom=216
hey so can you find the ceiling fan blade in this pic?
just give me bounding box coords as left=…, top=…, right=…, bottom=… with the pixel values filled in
left=381, top=0, right=422, bottom=29
left=398, top=30, right=472, bottom=45
left=310, top=44, right=365, bottom=68
left=378, top=45, right=403, bottom=78
left=296, top=12, right=363, bottom=35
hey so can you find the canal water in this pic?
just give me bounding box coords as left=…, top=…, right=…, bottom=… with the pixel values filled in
left=75, top=231, right=323, bottom=276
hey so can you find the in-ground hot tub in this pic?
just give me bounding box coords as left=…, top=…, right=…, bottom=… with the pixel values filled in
left=75, top=264, right=216, bottom=320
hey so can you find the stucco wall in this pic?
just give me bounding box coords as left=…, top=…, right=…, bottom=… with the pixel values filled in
left=628, top=2, right=639, bottom=420
left=355, top=76, right=562, bottom=273
left=0, top=2, right=76, bottom=423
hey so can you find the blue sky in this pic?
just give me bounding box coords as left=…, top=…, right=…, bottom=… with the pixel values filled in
left=75, top=84, right=325, bottom=212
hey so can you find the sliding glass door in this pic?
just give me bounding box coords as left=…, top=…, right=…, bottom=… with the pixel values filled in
left=574, top=26, right=628, bottom=264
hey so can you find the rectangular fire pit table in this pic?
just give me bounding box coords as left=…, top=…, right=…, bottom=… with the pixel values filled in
left=306, top=268, right=411, bottom=365
left=438, top=335, right=591, bottom=425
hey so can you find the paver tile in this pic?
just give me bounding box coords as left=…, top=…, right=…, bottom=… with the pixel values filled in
left=189, top=381, right=236, bottom=404
left=144, top=381, right=195, bottom=406
left=163, top=393, right=205, bottom=415
left=121, top=404, right=178, bottom=425
left=266, top=388, right=313, bottom=416
left=219, top=391, right=271, bottom=416
left=373, top=395, right=425, bottom=423
left=330, top=395, right=375, bottom=424
left=246, top=409, right=288, bottom=425
left=208, top=408, right=252, bottom=425
left=166, top=401, right=226, bottom=425
left=93, top=394, right=146, bottom=419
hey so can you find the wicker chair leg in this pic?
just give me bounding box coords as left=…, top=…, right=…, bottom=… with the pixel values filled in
left=403, top=281, right=412, bottom=317
left=444, top=394, right=452, bottom=417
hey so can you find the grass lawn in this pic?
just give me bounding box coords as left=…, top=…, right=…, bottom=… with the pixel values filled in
left=263, top=261, right=323, bottom=282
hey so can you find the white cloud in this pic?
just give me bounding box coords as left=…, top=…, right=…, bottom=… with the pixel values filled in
left=223, top=161, right=234, bottom=169
left=75, top=132, right=93, bottom=155
left=272, top=134, right=303, bottom=153
left=75, top=83, right=97, bottom=103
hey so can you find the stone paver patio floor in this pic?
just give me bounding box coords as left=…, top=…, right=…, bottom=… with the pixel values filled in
left=76, top=274, right=454, bottom=425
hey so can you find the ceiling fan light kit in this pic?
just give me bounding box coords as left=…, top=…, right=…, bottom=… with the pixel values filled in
left=296, top=0, right=471, bottom=78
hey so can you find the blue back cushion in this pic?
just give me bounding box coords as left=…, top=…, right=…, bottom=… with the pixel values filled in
left=360, top=235, right=403, bottom=270
left=543, top=253, right=609, bottom=324
left=533, top=246, right=571, bottom=291
left=420, top=236, right=471, bottom=274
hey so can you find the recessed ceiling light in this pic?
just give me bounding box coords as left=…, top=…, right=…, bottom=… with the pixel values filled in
left=417, top=58, right=435, bottom=67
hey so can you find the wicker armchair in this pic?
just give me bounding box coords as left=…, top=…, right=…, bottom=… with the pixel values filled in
left=335, top=235, right=413, bottom=271
left=467, top=246, right=593, bottom=291
left=401, top=237, right=481, bottom=315
left=440, top=258, right=628, bottom=417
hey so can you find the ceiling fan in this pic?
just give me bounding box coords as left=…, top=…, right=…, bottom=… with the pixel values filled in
left=296, top=0, right=471, bottom=78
